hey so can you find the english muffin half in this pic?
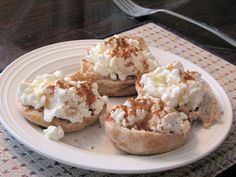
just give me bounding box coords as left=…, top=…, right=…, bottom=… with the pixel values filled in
left=104, top=98, right=191, bottom=155
left=136, top=61, right=222, bottom=128
left=70, top=35, right=158, bottom=96
left=17, top=71, right=107, bottom=132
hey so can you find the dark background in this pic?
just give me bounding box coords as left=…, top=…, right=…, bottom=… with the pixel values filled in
left=0, top=0, right=235, bottom=72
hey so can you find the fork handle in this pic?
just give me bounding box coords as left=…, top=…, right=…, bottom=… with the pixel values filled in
left=149, top=9, right=236, bottom=47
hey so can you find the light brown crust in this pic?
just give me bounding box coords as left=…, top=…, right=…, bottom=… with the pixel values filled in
left=176, top=84, right=221, bottom=128
left=18, top=102, right=106, bottom=133
left=70, top=60, right=136, bottom=96
left=198, top=84, right=221, bottom=128
left=105, top=119, right=191, bottom=155
left=96, top=79, right=136, bottom=97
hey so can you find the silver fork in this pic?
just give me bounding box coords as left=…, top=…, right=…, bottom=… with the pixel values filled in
left=113, top=0, right=236, bottom=47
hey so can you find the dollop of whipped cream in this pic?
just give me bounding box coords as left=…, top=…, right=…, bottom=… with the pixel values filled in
left=87, top=35, right=158, bottom=81
left=109, top=98, right=188, bottom=134
left=139, top=61, right=206, bottom=111
left=43, top=126, right=64, bottom=140
left=18, top=71, right=107, bottom=123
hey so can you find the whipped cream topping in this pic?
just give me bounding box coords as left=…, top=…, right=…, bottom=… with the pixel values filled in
left=109, top=98, right=188, bottom=134
left=139, top=61, right=206, bottom=111
left=43, top=126, right=64, bottom=140
left=87, top=35, right=158, bottom=81
left=18, top=71, right=107, bottom=123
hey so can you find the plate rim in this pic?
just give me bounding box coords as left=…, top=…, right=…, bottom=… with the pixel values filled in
left=0, top=40, right=233, bottom=174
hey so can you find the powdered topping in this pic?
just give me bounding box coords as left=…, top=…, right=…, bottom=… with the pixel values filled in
left=87, top=35, right=158, bottom=81
left=109, top=97, right=188, bottom=134
left=18, top=71, right=107, bottom=123
left=139, top=61, right=206, bottom=111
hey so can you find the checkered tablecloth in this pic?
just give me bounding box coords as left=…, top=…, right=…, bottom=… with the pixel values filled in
left=0, top=23, right=235, bottom=177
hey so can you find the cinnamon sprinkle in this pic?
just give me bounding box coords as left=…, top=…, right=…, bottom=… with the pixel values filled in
left=56, top=80, right=97, bottom=107
left=105, top=36, right=129, bottom=47
left=56, top=80, right=73, bottom=89
left=166, top=65, right=198, bottom=82
left=127, top=98, right=152, bottom=111
left=76, top=82, right=96, bottom=106
left=142, top=60, right=149, bottom=71
left=181, top=71, right=198, bottom=82
left=109, top=98, right=167, bottom=131
left=47, top=85, right=55, bottom=95
left=105, top=36, right=139, bottom=59
left=166, top=64, right=174, bottom=71
left=111, top=45, right=138, bottom=58
left=124, top=61, right=134, bottom=67
left=151, top=101, right=166, bottom=117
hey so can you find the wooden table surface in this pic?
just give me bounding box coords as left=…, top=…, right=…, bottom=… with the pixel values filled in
left=0, top=0, right=235, bottom=176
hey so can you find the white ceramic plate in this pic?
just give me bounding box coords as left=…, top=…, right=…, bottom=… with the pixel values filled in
left=0, top=40, right=232, bottom=174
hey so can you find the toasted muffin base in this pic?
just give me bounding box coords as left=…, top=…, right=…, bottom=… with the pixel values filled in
left=18, top=103, right=106, bottom=133
left=70, top=59, right=137, bottom=97
left=104, top=120, right=191, bottom=155
left=96, top=79, right=136, bottom=97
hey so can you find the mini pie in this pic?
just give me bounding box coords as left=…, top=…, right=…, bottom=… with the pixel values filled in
left=70, top=35, right=158, bottom=96
left=104, top=98, right=191, bottom=155
left=17, top=71, right=107, bottom=132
